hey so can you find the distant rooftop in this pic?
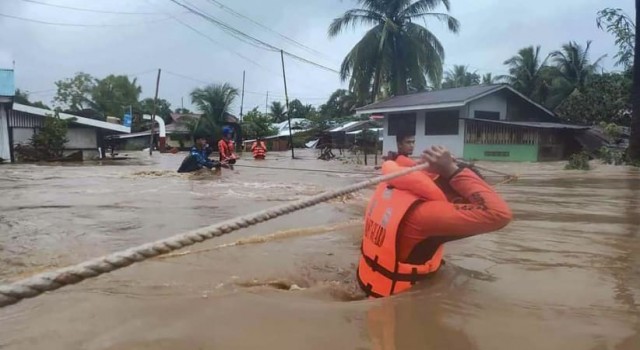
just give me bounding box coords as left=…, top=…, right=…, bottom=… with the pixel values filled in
left=356, top=84, right=504, bottom=113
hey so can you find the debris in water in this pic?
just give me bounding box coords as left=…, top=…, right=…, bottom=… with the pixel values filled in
left=289, top=284, right=305, bottom=291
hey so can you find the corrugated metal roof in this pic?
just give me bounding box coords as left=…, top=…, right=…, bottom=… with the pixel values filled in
left=12, top=103, right=130, bottom=133
left=330, top=121, right=360, bottom=132
left=0, top=69, right=15, bottom=97
left=356, top=84, right=504, bottom=112
left=467, top=118, right=588, bottom=130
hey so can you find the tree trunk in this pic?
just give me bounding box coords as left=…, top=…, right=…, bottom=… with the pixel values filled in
left=628, top=0, right=640, bottom=162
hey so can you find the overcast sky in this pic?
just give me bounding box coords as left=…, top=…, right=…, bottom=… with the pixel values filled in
left=0, top=0, right=635, bottom=117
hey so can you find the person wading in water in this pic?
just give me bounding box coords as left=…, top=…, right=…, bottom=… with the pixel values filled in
left=251, top=137, right=267, bottom=160
left=177, top=132, right=222, bottom=173
left=218, top=126, right=239, bottom=168
left=357, top=145, right=512, bottom=298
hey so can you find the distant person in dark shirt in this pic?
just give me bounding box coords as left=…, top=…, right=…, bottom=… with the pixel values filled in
left=177, top=132, right=221, bottom=173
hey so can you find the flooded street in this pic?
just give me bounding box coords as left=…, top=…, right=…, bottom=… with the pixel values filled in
left=0, top=150, right=639, bottom=350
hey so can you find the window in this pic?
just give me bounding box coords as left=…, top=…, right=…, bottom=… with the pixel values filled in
left=387, top=113, right=416, bottom=136
left=424, top=110, right=459, bottom=135
left=474, top=110, right=500, bottom=120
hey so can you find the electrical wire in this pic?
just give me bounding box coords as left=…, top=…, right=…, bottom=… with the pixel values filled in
left=19, top=0, right=163, bottom=15
left=169, top=0, right=341, bottom=75
left=204, top=0, right=337, bottom=63
left=0, top=12, right=171, bottom=27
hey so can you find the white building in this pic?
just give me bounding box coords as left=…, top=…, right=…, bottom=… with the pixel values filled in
left=0, top=69, right=130, bottom=162
left=355, top=84, right=586, bottom=162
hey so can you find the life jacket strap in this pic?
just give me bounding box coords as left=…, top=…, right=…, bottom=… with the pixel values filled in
left=361, top=246, right=434, bottom=283
left=356, top=269, right=384, bottom=298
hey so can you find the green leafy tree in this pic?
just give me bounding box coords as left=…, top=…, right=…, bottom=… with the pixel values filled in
left=442, top=65, right=480, bottom=88
left=188, top=83, right=239, bottom=140
left=139, top=98, right=172, bottom=124
left=328, top=0, right=460, bottom=102
left=555, top=72, right=632, bottom=126
left=53, top=72, right=96, bottom=112
left=269, top=101, right=287, bottom=123
left=597, top=8, right=635, bottom=70
left=551, top=41, right=605, bottom=92
left=15, top=89, right=50, bottom=109
left=242, top=107, right=278, bottom=138
left=174, top=107, right=191, bottom=114
left=482, top=73, right=497, bottom=85
left=500, top=46, right=553, bottom=105
left=16, top=112, right=75, bottom=161
left=320, top=89, right=358, bottom=119
left=191, top=83, right=238, bottom=128
left=91, top=75, right=142, bottom=118
left=288, top=99, right=316, bottom=119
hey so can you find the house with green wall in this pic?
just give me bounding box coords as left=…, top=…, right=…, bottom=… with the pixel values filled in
left=356, top=84, right=588, bottom=162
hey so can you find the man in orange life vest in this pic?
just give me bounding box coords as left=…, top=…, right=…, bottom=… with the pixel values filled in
left=357, top=144, right=512, bottom=298
left=251, top=137, right=267, bottom=160
left=218, top=126, right=239, bottom=167
left=385, top=131, right=415, bottom=160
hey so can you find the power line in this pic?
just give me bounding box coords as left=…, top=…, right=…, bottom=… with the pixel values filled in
left=19, top=0, right=164, bottom=15
left=163, top=69, right=331, bottom=100
left=204, top=0, right=337, bottom=63
left=145, top=1, right=271, bottom=72
left=169, top=0, right=341, bottom=75
left=0, top=12, right=171, bottom=27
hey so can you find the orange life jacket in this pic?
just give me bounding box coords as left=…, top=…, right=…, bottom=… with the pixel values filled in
left=218, top=139, right=239, bottom=161
left=252, top=141, right=266, bottom=159
left=357, top=161, right=446, bottom=298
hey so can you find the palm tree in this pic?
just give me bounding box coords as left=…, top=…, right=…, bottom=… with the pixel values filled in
left=269, top=101, right=287, bottom=123
left=190, top=83, right=238, bottom=137
left=328, top=0, right=460, bottom=102
left=500, top=45, right=551, bottom=104
left=442, top=65, right=480, bottom=88
left=191, top=83, right=239, bottom=123
left=482, top=73, right=497, bottom=85
left=550, top=41, right=605, bottom=93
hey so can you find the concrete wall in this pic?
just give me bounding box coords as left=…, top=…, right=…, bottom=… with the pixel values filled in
left=0, top=105, right=10, bottom=161
left=463, top=144, right=539, bottom=162
left=506, top=93, right=555, bottom=122
left=12, top=127, right=35, bottom=146
left=66, top=127, right=97, bottom=149
left=9, top=125, right=102, bottom=162
left=166, top=134, right=193, bottom=149
left=465, top=90, right=508, bottom=120
left=382, top=109, right=465, bottom=157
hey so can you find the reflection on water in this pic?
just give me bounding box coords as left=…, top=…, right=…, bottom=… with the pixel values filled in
left=0, top=151, right=639, bottom=349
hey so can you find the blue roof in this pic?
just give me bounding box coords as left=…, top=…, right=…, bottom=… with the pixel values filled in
left=0, top=69, right=15, bottom=97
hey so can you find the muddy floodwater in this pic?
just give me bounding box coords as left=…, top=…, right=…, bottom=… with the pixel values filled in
left=0, top=150, right=638, bottom=350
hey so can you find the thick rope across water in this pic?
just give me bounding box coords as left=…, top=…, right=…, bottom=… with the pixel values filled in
left=0, top=162, right=431, bottom=308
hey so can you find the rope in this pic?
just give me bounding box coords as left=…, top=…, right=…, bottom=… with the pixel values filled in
left=0, top=162, right=430, bottom=308
left=156, top=220, right=362, bottom=260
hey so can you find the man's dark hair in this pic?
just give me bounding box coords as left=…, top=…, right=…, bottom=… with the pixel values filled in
left=193, top=130, right=208, bottom=141
left=396, top=130, right=413, bottom=144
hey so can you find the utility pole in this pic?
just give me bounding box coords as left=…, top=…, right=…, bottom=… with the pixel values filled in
left=181, top=96, right=184, bottom=111
left=149, top=68, right=161, bottom=156
left=280, top=50, right=294, bottom=159
left=240, top=70, right=246, bottom=121
left=265, top=91, right=269, bottom=115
